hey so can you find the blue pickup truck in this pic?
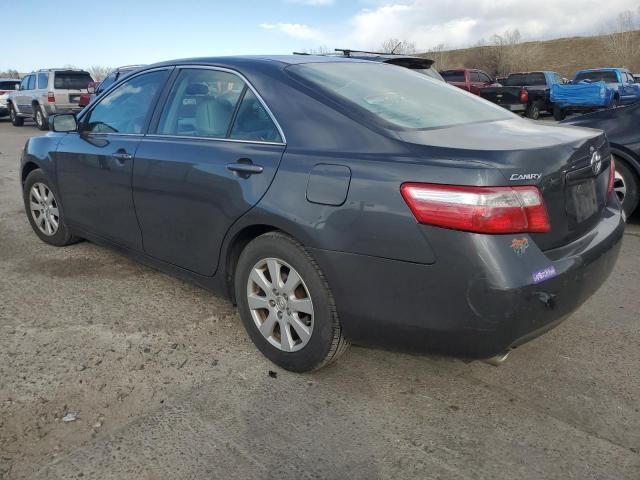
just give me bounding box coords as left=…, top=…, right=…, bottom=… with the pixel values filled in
left=551, top=67, right=640, bottom=120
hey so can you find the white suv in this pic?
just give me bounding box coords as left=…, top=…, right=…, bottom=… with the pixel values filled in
left=0, top=78, right=20, bottom=119
left=7, top=69, right=93, bottom=130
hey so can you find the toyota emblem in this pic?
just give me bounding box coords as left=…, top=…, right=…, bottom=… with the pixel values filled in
left=590, top=150, right=602, bottom=175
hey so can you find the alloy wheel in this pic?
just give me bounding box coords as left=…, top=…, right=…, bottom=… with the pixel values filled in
left=29, top=182, right=59, bottom=236
left=614, top=169, right=626, bottom=205
left=246, top=257, right=314, bottom=352
left=35, top=109, right=43, bottom=128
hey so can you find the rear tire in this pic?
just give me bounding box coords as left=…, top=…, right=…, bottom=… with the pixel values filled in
left=235, top=232, right=349, bottom=372
left=9, top=104, right=24, bottom=126
left=525, top=100, right=543, bottom=120
left=553, top=104, right=566, bottom=121
left=34, top=104, right=48, bottom=130
left=613, top=157, right=639, bottom=218
left=23, top=169, right=78, bottom=246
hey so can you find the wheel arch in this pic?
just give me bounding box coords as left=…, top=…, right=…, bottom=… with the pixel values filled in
left=21, top=161, right=41, bottom=185
left=223, top=223, right=302, bottom=304
left=610, top=144, right=640, bottom=178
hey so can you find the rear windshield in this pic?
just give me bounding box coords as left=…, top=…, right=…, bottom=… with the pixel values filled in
left=441, top=71, right=465, bottom=82
left=574, top=71, right=618, bottom=83
left=504, top=74, right=525, bottom=86
left=288, top=62, right=512, bottom=130
left=0, top=80, right=20, bottom=90
left=54, top=72, right=93, bottom=90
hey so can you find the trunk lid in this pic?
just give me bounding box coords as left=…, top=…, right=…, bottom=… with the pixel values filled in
left=52, top=71, right=93, bottom=106
left=397, top=118, right=613, bottom=250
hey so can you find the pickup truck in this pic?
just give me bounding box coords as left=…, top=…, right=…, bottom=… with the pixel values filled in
left=479, top=71, right=562, bottom=120
left=551, top=68, right=640, bottom=120
left=440, top=68, right=495, bottom=95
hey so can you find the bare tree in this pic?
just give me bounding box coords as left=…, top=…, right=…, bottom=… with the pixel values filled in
left=0, top=69, right=20, bottom=79
left=464, top=29, right=541, bottom=77
left=601, top=10, right=640, bottom=69
left=87, top=65, right=113, bottom=81
left=298, top=45, right=331, bottom=55
left=378, top=38, right=417, bottom=55
left=426, top=43, right=450, bottom=70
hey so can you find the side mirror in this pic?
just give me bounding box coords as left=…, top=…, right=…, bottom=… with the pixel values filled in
left=87, top=81, right=97, bottom=94
left=50, top=114, right=78, bottom=133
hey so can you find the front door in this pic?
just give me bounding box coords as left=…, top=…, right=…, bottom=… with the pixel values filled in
left=55, top=69, right=171, bottom=249
left=132, top=67, right=286, bottom=275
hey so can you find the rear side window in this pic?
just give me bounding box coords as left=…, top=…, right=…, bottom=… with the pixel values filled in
left=289, top=62, right=512, bottom=130
left=157, top=69, right=244, bottom=138
left=84, top=70, right=168, bottom=134
left=37, top=73, right=48, bottom=89
left=441, top=71, right=465, bottom=82
left=26, top=75, right=35, bottom=90
left=0, top=80, right=19, bottom=90
left=574, top=71, right=618, bottom=83
left=54, top=72, right=93, bottom=89
left=230, top=89, right=282, bottom=142
left=524, top=73, right=546, bottom=86
left=504, top=74, right=525, bottom=86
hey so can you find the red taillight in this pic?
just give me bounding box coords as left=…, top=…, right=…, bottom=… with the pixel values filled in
left=400, top=183, right=551, bottom=234
left=608, top=157, right=616, bottom=196
left=47, top=92, right=55, bottom=103
left=520, top=88, right=529, bottom=103
left=0, top=90, right=6, bottom=95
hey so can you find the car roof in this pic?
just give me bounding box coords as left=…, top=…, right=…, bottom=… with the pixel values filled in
left=576, top=68, right=628, bottom=72
left=0, top=78, right=20, bottom=81
left=149, top=55, right=372, bottom=70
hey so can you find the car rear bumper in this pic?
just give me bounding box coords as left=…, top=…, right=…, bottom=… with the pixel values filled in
left=499, top=103, right=526, bottom=112
left=308, top=198, right=624, bottom=359
left=44, top=104, right=83, bottom=116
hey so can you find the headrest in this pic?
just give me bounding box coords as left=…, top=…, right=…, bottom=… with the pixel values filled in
left=185, top=83, right=208, bottom=95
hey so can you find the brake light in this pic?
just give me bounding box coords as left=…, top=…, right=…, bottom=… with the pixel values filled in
left=400, top=183, right=551, bottom=234
left=47, top=92, right=55, bottom=103
left=520, top=88, right=529, bottom=103
left=0, top=90, right=5, bottom=95
left=608, top=157, right=615, bottom=196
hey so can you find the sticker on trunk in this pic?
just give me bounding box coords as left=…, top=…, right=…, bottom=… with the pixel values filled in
left=511, top=237, right=529, bottom=256
left=532, top=266, right=557, bottom=284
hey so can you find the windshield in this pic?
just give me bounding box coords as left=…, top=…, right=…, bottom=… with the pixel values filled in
left=54, top=72, right=93, bottom=90
left=574, top=71, right=618, bottom=83
left=288, top=62, right=512, bottom=130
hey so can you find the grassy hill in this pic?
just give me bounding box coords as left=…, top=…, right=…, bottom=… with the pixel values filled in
left=422, top=31, right=640, bottom=78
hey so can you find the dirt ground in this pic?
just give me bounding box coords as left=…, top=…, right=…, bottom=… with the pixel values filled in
left=1, top=120, right=639, bottom=479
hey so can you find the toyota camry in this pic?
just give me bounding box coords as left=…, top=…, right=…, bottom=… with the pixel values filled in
left=20, top=56, right=624, bottom=371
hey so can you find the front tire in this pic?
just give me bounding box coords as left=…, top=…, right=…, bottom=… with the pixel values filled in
left=23, top=169, right=77, bottom=246
left=9, top=104, right=24, bottom=126
left=235, top=232, right=349, bottom=372
left=613, top=157, right=639, bottom=217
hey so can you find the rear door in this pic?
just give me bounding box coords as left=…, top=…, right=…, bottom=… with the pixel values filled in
left=132, top=66, right=286, bottom=276
left=55, top=69, right=171, bottom=249
left=52, top=71, right=93, bottom=110
left=16, top=75, right=34, bottom=114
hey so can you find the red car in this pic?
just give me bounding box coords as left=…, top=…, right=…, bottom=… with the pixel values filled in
left=440, top=69, right=495, bottom=95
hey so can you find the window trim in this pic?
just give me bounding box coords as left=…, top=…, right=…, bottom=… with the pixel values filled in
left=148, top=65, right=286, bottom=145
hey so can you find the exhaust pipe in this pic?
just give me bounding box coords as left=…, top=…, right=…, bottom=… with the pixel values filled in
left=482, top=351, right=511, bottom=366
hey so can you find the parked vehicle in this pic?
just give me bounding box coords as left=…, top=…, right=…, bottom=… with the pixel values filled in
left=20, top=56, right=623, bottom=371
left=440, top=68, right=495, bottom=94
left=633, top=74, right=640, bottom=84
left=561, top=101, right=640, bottom=217
left=0, top=78, right=20, bottom=118
left=7, top=69, right=93, bottom=130
left=552, top=68, right=640, bottom=120
left=78, top=65, right=145, bottom=107
left=479, top=71, right=562, bottom=120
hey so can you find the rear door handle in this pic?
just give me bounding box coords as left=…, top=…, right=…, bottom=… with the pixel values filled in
left=112, top=151, right=132, bottom=161
left=227, top=162, right=264, bottom=177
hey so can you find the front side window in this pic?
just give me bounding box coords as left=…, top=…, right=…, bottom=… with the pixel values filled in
left=230, top=90, right=282, bottom=142
left=54, top=71, right=93, bottom=90
left=37, top=73, right=48, bottom=89
left=288, top=62, right=512, bottom=130
left=84, top=70, right=168, bottom=134
left=19, top=77, right=29, bottom=90
left=157, top=69, right=244, bottom=138
left=26, top=75, right=35, bottom=90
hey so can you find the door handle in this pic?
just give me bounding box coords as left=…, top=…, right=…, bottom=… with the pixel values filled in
left=227, top=162, right=264, bottom=178
left=112, top=151, right=132, bottom=161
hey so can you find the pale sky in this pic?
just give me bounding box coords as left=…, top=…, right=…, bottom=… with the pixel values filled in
left=3, top=0, right=638, bottom=72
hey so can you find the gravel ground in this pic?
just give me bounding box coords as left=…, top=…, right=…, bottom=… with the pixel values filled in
left=1, top=120, right=639, bottom=479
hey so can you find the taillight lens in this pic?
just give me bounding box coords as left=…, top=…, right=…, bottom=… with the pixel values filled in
left=520, top=88, right=529, bottom=103
left=608, top=157, right=615, bottom=197
left=0, top=90, right=6, bottom=95
left=400, top=183, right=551, bottom=234
left=47, top=91, right=55, bottom=103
